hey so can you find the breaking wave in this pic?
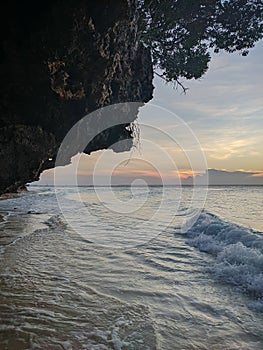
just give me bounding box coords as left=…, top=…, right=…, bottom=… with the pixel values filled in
left=185, top=211, right=263, bottom=308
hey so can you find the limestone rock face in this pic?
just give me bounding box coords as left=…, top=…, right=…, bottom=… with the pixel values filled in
left=0, top=0, right=153, bottom=194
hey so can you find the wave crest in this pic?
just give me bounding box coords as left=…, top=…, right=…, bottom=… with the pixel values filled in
left=186, top=211, right=263, bottom=306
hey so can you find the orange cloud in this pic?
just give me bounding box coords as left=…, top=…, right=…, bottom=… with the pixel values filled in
left=178, top=170, right=204, bottom=179
left=166, top=169, right=204, bottom=179
left=112, top=168, right=161, bottom=178
left=251, top=172, right=263, bottom=177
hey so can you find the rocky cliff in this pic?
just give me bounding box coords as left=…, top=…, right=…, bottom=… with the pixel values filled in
left=0, top=0, right=153, bottom=194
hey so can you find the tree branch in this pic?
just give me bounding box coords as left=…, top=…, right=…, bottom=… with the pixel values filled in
left=154, top=70, right=189, bottom=94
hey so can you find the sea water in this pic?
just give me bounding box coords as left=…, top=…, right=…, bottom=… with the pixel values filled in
left=0, top=185, right=263, bottom=349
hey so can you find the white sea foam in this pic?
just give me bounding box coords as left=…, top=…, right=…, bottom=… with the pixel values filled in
left=186, top=211, right=263, bottom=305
left=44, top=215, right=68, bottom=230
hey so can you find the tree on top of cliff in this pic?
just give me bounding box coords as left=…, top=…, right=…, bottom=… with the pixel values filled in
left=138, top=0, right=263, bottom=90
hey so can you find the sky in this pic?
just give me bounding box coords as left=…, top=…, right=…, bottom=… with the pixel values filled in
left=36, top=40, right=263, bottom=186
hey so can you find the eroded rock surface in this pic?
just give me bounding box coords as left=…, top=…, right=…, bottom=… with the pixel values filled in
left=0, top=0, right=153, bottom=194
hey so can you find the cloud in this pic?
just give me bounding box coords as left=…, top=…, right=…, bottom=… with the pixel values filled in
left=148, top=40, right=263, bottom=173
left=183, top=169, right=263, bottom=185
left=252, top=172, right=263, bottom=178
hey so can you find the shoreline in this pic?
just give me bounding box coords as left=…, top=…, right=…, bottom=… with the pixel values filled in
left=0, top=193, right=20, bottom=200
left=0, top=187, right=27, bottom=201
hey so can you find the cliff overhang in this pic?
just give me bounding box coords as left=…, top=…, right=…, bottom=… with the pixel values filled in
left=0, top=0, right=154, bottom=194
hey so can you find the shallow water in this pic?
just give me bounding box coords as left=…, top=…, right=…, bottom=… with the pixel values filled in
left=0, top=186, right=263, bottom=349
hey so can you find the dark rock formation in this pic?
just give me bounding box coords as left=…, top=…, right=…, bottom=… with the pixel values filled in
left=0, top=0, right=153, bottom=194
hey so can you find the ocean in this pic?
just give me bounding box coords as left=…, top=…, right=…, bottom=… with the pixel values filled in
left=0, top=185, right=263, bottom=349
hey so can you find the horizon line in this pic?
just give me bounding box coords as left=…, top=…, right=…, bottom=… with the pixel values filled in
left=28, top=184, right=263, bottom=187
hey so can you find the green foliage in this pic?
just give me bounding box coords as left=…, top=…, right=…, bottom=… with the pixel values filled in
left=138, top=0, right=263, bottom=87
